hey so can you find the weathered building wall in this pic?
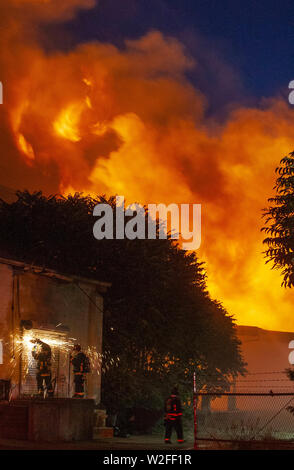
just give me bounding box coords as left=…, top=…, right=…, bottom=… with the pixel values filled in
left=0, top=263, right=14, bottom=382
left=210, top=325, right=294, bottom=412
left=0, top=260, right=105, bottom=403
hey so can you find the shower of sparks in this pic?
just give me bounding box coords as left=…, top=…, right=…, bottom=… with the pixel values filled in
left=13, top=330, right=74, bottom=382
left=8, top=330, right=120, bottom=385
left=86, top=346, right=120, bottom=375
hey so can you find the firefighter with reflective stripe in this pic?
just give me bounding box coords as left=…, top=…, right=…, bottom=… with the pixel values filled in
left=164, top=387, right=184, bottom=444
left=70, top=344, right=90, bottom=398
left=31, top=339, right=54, bottom=397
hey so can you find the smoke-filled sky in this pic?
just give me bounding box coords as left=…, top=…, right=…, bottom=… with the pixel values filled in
left=1, top=0, right=294, bottom=331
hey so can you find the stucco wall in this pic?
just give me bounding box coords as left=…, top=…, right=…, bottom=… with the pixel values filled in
left=0, top=262, right=104, bottom=402
left=0, top=263, right=14, bottom=381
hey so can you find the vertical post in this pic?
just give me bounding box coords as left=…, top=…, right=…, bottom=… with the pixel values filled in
left=68, top=353, right=71, bottom=398
left=193, top=372, right=197, bottom=450
left=227, top=380, right=237, bottom=411
left=17, top=274, right=22, bottom=398
left=56, top=348, right=60, bottom=398
left=18, top=326, right=23, bottom=398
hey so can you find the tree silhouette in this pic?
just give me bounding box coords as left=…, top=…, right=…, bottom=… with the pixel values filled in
left=0, top=190, right=246, bottom=410
left=262, top=151, right=294, bottom=287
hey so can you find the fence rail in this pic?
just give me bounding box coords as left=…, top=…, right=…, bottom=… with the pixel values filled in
left=195, top=391, right=294, bottom=443
left=196, top=392, right=294, bottom=396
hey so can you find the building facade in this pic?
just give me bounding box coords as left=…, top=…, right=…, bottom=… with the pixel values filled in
left=0, top=257, right=109, bottom=403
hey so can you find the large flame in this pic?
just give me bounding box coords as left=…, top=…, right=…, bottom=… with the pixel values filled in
left=1, top=0, right=294, bottom=331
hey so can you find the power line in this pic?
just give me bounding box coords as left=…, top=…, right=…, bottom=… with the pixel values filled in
left=231, top=385, right=294, bottom=395
left=197, top=370, right=287, bottom=378
left=244, top=371, right=287, bottom=375
left=236, top=379, right=291, bottom=383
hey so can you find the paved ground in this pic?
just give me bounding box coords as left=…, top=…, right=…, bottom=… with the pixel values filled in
left=0, top=434, right=215, bottom=451
left=1, top=434, right=294, bottom=450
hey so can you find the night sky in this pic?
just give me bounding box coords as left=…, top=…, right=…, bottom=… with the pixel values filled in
left=2, top=0, right=294, bottom=329
left=45, top=0, right=294, bottom=107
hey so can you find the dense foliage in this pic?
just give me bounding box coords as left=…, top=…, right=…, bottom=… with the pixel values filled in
left=0, top=191, right=245, bottom=411
left=262, top=151, right=294, bottom=287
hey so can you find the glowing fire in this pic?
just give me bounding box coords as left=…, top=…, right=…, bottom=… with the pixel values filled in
left=10, top=330, right=119, bottom=386
left=17, top=134, right=35, bottom=161
left=54, top=103, right=84, bottom=142
left=1, top=0, right=294, bottom=331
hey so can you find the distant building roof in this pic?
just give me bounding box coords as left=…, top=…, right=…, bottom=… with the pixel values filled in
left=237, top=324, right=294, bottom=341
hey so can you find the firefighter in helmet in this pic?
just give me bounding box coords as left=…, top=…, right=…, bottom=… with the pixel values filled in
left=70, top=344, right=90, bottom=398
left=164, top=387, right=184, bottom=444
left=31, top=338, right=54, bottom=397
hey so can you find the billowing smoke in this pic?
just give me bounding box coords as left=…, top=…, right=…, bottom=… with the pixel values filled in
left=2, top=0, right=95, bottom=23
left=1, top=0, right=294, bottom=330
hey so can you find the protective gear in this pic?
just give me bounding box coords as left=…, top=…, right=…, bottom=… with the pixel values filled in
left=31, top=339, right=53, bottom=397
left=164, top=389, right=184, bottom=443
left=70, top=348, right=90, bottom=398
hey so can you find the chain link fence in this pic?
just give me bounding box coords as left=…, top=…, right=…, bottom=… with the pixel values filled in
left=196, top=392, right=294, bottom=443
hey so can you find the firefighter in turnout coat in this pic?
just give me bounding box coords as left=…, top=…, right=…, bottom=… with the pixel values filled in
left=31, top=339, right=54, bottom=397
left=164, top=387, right=184, bottom=444
left=70, top=344, right=90, bottom=398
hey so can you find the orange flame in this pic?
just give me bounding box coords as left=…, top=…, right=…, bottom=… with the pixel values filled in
left=17, top=133, right=35, bottom=161
left=1, top=1, right=294, bottom=331
left=54, top=102, right=84, bottom=142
